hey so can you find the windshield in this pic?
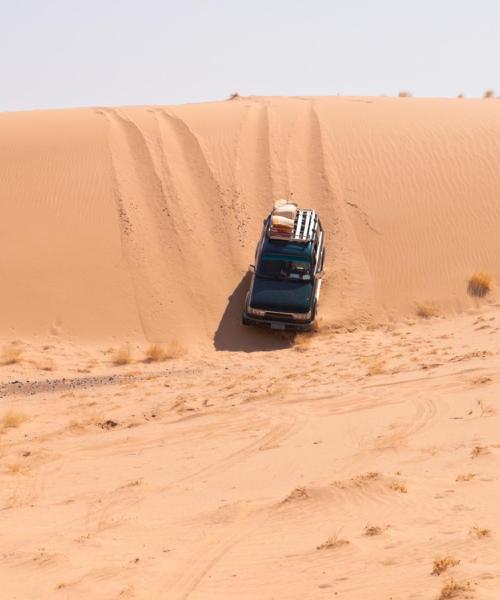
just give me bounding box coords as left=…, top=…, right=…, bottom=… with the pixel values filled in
left=257, top=253, right=312, bottom=281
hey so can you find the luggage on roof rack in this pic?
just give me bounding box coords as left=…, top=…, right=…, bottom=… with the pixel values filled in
left=268, top=203, right=319, bottom=243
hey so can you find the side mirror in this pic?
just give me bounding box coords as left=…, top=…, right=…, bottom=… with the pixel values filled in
left=249, top=264, right=255, bottom=273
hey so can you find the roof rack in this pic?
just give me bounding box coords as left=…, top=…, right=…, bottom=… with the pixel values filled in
left=268, top=208, right=318, bottom=243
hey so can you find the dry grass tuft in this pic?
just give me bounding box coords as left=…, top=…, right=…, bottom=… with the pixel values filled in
left=470, top=525, right=491, bottom=539
left=1, top=410, right=28, bottom=430
left=416, top=302, right=439, bottom=318
left=367, top=356, right=386, bottom=376
left=398, top=90, right=412, bottom=98
left=112, top=346, right=132, bottom=366
left=34, top=357, right=55, bottom=371
left=471, top=445, right=488, bottom=458
left=432, top=556, right=460, bottom=576
left=456, top=473, right=475, bottom=482
left=145, top=341, right=186, bottom=362
left=316, top=532, right=350, bottom=550
left=389, top=479, right=407, bottom=493
left=457, top=93, right=464, bottom=99
left=483, top=89, right=495, bottom=99
left=145, top=343, right=166, bottom=362
left=283, top=487, right=309, bottom=503
left=438, top=578, right=473, bottom=599
left=364, top=524, right=384, bottom=536
left=227, top=92, right=240, bottom=100
left=1, top=345, right=23, bottom=365
left=471, top=376, right=492, bottom=385
left=331, top=472, right=380, bottom=490
left=467, top=272, right=492, bottom=298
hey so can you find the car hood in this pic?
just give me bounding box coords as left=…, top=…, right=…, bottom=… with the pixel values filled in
left=250, top=276, right=313, bottom=313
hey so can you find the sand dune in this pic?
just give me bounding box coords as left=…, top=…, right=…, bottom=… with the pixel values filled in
left=1, top=96, right=500, bottom=343
left=2, top=96, right=500, bottom=599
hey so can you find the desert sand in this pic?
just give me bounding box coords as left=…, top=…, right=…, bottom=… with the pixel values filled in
left=1, top=96, right=500, bottom=599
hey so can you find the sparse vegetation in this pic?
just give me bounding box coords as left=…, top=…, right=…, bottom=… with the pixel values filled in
left=416, top=303, right=439, bottom=319
left=367, top=356, right=386, bottom=376
left=471, top=445, right=488, bottom=458
left=1, top=345, right=23, bottom=365
left=283, top=487, right=309, bottom=502
left=398, top=90, right=412, bottom=98
left=471, top=376, right=492, bottom=385
left=457, top=93, right=464, bottom=99
left=145, top=343, right=166, bottom=362
left=432, top=556, right=460, bottom=576
left=98, top=419, right=118, bottom=430
left=227, top=92, right=240, bottom=100
left=364, top=524, right=384, bottom=536
left=470, top=525, right=491, bottom=539
left=144, top=341, right=185, bottom=362
left=34, top=357, right=54, bottom=371
left=467, top=272, right=492, bottom=298
left=1, top=410, right=28, bottom=430
left=316, top=532, right=350, bottom=550
left=438, top=578, right=473, bottom=599
left=389, top=479, right=407, bottom=493
left=112, top=346, right=132, bottom=366
left=483, top=89, right=495, bottom=99
left=331, top=472, right=380, bottom=489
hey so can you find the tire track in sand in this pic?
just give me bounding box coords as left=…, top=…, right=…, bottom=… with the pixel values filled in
left=100, top=108, right=190, bottom=340
left=286, top=100, right=378, bottom=324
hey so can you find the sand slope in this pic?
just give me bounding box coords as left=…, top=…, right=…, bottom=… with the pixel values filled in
left=1, top=97, right=500, bottom=343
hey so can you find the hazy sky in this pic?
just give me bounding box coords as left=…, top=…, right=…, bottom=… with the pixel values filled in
left=2, top=0, right=499, bottom=111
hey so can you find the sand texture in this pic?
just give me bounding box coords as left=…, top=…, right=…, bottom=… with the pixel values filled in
left=1, top=96, right=500, bottom=599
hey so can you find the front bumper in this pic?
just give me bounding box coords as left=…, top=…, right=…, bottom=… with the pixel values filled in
left=242, top=310, right=315, bottom=331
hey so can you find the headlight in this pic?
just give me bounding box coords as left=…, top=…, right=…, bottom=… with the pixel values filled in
left=248, top=305, right=266, bottom=317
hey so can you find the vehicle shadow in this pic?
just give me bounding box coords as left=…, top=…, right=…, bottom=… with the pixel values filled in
left=213, top=271, right=293, bottom=352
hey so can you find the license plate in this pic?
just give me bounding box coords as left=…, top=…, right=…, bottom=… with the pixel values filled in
left=270, top=323, right=285, bottom=330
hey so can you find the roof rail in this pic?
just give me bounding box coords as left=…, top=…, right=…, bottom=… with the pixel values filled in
left=268, top=208, right=318, bottom=243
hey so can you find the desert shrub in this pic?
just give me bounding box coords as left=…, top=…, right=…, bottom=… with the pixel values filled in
left=470, top=525, right=491, bottom=538
left=145, top=341, right=185, bottom=361
left=416, top=303, right=439, bottom=318
left=389, top=479, right=407, bottom=493
left=483, top=89, right=495, bottom=98
left=432, top=556, right=460, bottom=575
left=398, top=90, right=412, bottom=97
left=364, top=524, right=383, bottom=536
left=112, top=346, right=132, bottom=366
left=1, top=410, right=28, bottom=430
left=1, top=345, right=22, bottom=365
left=439, top=578, right=473, bottom=599
left=316, top=532, right=350, bottom=550
left=467, top=272, right=492, bottom=297
left=367, top=356, right=386, bottom=376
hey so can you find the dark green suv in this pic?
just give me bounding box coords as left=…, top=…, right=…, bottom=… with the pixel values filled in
left=242, top=208, right=325, bottom=331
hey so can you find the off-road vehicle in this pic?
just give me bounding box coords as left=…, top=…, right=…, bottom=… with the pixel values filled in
left=242, top=200, right=325, bottom=331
